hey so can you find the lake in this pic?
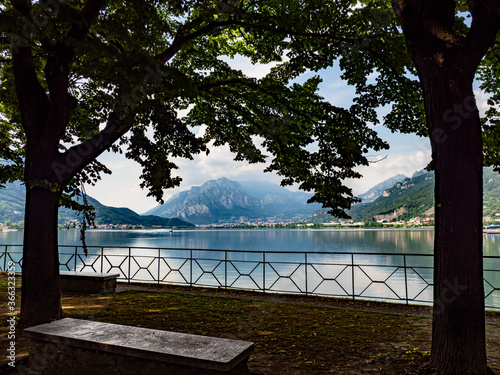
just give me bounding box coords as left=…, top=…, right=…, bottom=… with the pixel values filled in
left=1, top=228, right=499, bottom=309
left=0, top=227, right=438, bottom=252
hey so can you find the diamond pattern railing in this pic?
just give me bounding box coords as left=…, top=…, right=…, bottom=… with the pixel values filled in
left=1, top=244, right=499, bottom=309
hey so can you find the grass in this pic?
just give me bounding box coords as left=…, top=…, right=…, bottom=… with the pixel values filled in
left=2, top=275, right=499, bottom=374
left=62, top=290, right=433, bottom=374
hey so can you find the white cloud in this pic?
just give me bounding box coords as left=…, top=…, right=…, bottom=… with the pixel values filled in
left=474, top=89, right=490, bottom=117
left=84, top=152, right=160, bottom=213
left=221, top=55, right=284, bottom=79
left=84, top=132, right=433, bottom=214
left=347, top=147, right=432, bottom=195
left=165, top=141, right=284, bottom=199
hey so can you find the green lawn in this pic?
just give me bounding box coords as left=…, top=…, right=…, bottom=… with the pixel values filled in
left=2, top=276, right=498, bottom=374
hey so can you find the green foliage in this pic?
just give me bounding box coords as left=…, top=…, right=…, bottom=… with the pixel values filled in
left=0, top=0, right=393, bottom=220
left=482, top=167, right=500, bottom=219
left=0, top=0, right=498, bottom=218
left=481, top=34, right=500, bottom=170
left=363, top=221, right=384, bottom=228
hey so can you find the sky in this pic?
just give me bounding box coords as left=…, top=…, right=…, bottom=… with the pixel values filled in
left=84, top=56, right=489, bottom=214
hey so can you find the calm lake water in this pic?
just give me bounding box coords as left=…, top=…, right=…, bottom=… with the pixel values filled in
left=0, top=227, right=499, bottom=255
left=2, top=228, right=499, bottom=308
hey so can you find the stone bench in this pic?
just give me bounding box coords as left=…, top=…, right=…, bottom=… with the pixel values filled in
left=23, top=318, right=254, bottom=375
left=60, top=271, right=119, bottom=294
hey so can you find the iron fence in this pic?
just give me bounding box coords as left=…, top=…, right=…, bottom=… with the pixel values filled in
left=1, top=244, right=499, bottom=309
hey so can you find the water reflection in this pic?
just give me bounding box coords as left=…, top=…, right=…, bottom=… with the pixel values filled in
left=1, top=229, right=499, bottom=309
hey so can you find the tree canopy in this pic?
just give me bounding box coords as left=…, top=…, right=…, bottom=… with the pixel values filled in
left=0, top=0, right=390, bottom=218
left=1, top=1, right=499, bottom=373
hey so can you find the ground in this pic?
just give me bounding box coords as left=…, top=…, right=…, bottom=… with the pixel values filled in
left=0, top=274, right=499, bottom=374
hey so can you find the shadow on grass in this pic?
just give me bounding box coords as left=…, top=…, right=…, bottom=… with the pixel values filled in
left=2, top=277, right=499, bottom=374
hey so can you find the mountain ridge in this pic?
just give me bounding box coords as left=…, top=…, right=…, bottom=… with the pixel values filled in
left=356, top=174, right=408, bottom=203
left=146, top=178, right=321, bottom=225
left=308, top=167, right=500, bottom=223
left=0, top=182, right=193, bottom=228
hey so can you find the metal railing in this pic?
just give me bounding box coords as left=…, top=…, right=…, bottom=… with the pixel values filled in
left=1, top=244, right=499, bottom=309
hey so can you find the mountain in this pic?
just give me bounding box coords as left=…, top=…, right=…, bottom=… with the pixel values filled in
left=348, top=171, right=435, bottom=222
left=0, top=181, right=25, bottom=223
left=308, top=174, right=409, bottom=223
left=0, top=182, right=193, bottom=228
left=74, top=196, right=194, bottom=227
left=308, top=171, right=435, bottom=223
left=308, top=167, right=500, bottom=223
left=357, top=174, right=408, bottom=203
left=482, top=167, right=500, bottom=220
left=145, top=177, right=321, bottom=225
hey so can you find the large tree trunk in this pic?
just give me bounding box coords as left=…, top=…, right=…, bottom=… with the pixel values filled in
left=425, top=69, right=487, bottom=374
left=21, top=183, right=63, bottom=328
left=389, top=1, right=499, bottom=372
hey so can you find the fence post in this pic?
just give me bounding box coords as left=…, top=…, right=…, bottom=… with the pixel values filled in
left=263, top=252, right=266, bottom=293
left=190, top=249, right=193, bottom=287
left=158, top=248, right=161, bottom=285
left=224, top=250, right=228, bottom=290
left=74, top=246, right=78, bottom=271
left=305, top=252, right=308, bottom=296
left=3, top=245, right=7, bottom=271
left=351, top=253, right=355, bottom=300
left=100, top=247, right=104, bottom=273
left=404, top=254, right=409, bottom=305
left=128, top=247, right=131, bottom=283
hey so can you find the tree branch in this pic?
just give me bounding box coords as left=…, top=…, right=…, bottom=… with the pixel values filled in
left=53, top=107, right=132, bottom=185
left=10, top=0, right=50, bottom=138
left=42, top=0, right=106, bottom=145
left=466, top=0, right=500, bottom=68
left=67, top=0, right=106, bottom=42
left=156, top=19, right=236, bottom=63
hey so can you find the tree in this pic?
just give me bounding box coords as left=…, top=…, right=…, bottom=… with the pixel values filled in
left=392, top=2, right=499, bottom=373
left=0, top=1, right=386, bottom=327
left=2, top=1, right=498, bottom=373
left=388, top=2, right=499, bottom=373
left=269, top=0, right=498, bottom=372
left=314, top=1, right=499, bottom=373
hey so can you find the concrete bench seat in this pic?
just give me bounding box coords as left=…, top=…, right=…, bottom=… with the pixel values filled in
left=59, top=271, right=119, bottom=294
left=24, top=318, right=254, bottom=375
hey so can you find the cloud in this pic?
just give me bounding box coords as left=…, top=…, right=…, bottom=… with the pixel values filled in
left=474, top=89, right=490, bottom=117
left=166, top=141, right=283, bottom=197
left=347, top=147, right=432, bottom=195
left=221, top=55, right=284, bottom=79
left=84, top=151, right=160, bottom=213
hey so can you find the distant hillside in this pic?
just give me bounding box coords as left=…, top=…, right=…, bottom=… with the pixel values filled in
left=308, top=167, right=500, bottom=223
left=483, top=167, right=500, bottom=220
left=349, top=172, right=435, bottom=222
left=357, top=174, right=407, bottom=203
left=146, top=177, right=321, bottom=225
left=0, top=182, right=193, bottom=228
left=79, top=196, right=194, bottom=227
left=308, top=171, right=434, bottom=223
left=0, top=181, right=25, bottom=223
